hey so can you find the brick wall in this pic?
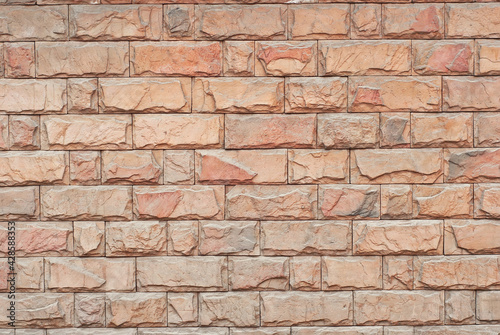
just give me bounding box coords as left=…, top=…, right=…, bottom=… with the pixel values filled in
left=0, top=0, right=500, bottom=334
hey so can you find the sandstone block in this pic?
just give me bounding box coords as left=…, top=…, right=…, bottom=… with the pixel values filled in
left=168, top=293, right=198, bottom=326
left=0, top=186, right=39, bottom=220
left=381, top=185, right=413, bottom=219
left=229, top=257, right=288, bottom=290
left=288, top=149, right=349, bottom=184
left=0, top=257, right=43, bottom=292
left=445, top=291, right=475, bottom=325
left=74, top=221, right=105, bottom=256
left=382, top=4, right=444, bottom=38
left=289, top=4, right=349, bottom=39
left=199, top=221, right=259, bottom=255
left=380, top=113, right=410, bottom=148
left=200, top=292, right=259, bottom=327
left=285, top=77, right=347, bottom=113
left=446, top=4, right=500, bottom=38
left=476, top=40, right=500, bottom=75
left=164, top=5, right=195, bottom=39
left=290, top=256, right=321, bottom=291
left=102, top=150, right=163, bottom=184
left=352, top=4, right=382, bottom=39
left=445, top=219, right=500, bottom=255
left=75, top=293, right=106, bottom=327
left=445, top=148, right=500, bottom=182
left=413, top=40, right=473, bottom=75
left=443, top=77, right=500, bottom=111
left=67, top=78, right=98, bottom=114
left=4, top=42, right=35, bottom=78
left=106, top=221, right=167, bottom=256
left=8, top=115, right=40, bottom=150
left=475, top=113, right=500, bottom=147
left=383, top=256, right=413, bottom=290
left=477, top=291, right=500, bottom=322
left=412, top=113, right=473, bottom=148
left=256, top=41, right=317, bottom=76
left=106, top=293, right=167, bottom=327
left=322, top=256, right=382, bottom=290
left=319, top=185, right=380, bottom=219
left=164, top=150, right=195, bottom=184
left=413, top=184, right=473, bottom=219
left=475, top=184, right=500, bottom=218
left=317, top=114, right=379, bottom=149
left=70, top=151, right=101, bottom=185
left=223, top=41, right=254, bottom=76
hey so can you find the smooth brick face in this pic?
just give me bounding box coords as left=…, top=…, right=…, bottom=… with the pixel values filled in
left=446, top=4, right=500, bottom=38
left=289, top=5, right=349, bottom=39
left=383, top=4, right=444, bottom=39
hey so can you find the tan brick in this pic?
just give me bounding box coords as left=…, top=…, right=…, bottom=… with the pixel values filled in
left=226, top=185, right=317, bottom=220
left=383, top=256, right=413, bottom=290
left=75, top=293, right=106, bottom=327
left=195, top=5, right=286, bottom=40
left=168, top=221, right=198, bottom=256
left=41, top=186, right=132, bottom=221
left=354, top=220, right=443, bottom=255
left=380, top=113, right=410, bottom=148
left=165, top=150, right=195, bottom=185
left=0, top=6, right=68, bottom=41
left=199, top=221, right=258, bottom=256
left=446, top=4, right=500, bottom=38
left=133, top=185, right=224, bottom=220
left=69, top=5, right=162, bottom=40
left=383, top=4, right=444, bottom=39
left=293, top=327, right=383, bottom=335
left=164, top=5, right=195, bottom=39
left=318, top=114, right=379, bottom=149
left=476, top=40, right=500, bottom=75
left=133, top=114, right=223, bottom=149
left=138, top=329, right=228, bottom=335
left=381, top=185, right=413, bottom=219
left=290, top=256, right=321, bottom=291
left=445, top=219, right=500, bottom=255
left=74, top=221, right=105, bottom=256
left=319, top=41, right=411, bottom=76
left=289, top=4, right=349, bottom=39
left=415, top=326, right=500, bottom=335
left=323, top=256, right=382, bottom=290
left=445, top=291, right=475, bottom=325
left=193, top=78, right=284, bottom=113
left=443, top=77, right=500, bottom=111
left=137, top=256, right=227, bottom=292
left=4, top=42, right=35, bottom=78
left=50, top=330, right=136, bottom=335
left=195, top=149, right=286, bottom=185
left=349, top=76, right=441, bottom=112
left=413, top=40, right=473, bottom=75
left=445, top=148, right=500, bottom=182
left=200, top=292, right=259, bottom=327
left=261, top=291, right=352, bottom=326
left=288, top=149, right=349, bottom=184
left=352, top=4, right=382, bottom=39
left=415, top=255, right=500, bottom=289
left=474, top=184, right=500, bottom=218
left=223, top=41, right=254, bottom=76
left=168, top=293, right=198, bottom=326
left=225, top=114, right=316, bottom=149
left=475, top=113, right=500, bottom=147
left=233, top=329, right=290, bottom=335
left=37, top=42, right=129, bottom=77
left=0, top=116, right=7, bottom=149
left=229, top=257, right=288, bottom=290
left=67, top=78, right=98, bottom=114
left=413, top=184, right=473, bottom=219
left=0, top=79, right=66, bottom=114
left=256, top=41, right=317, bottom=76
left=319, top=185, right=380, bottom=219
left=261, top=220, right=351, bottom=256
left=354, top=291, right=443, bottom=325
left=106, top=221, right=167, bottom=256
left=285, top=77, right=347, bottom=113
left=477, top=291, right=500, bottom=322
left=70, top=151, right=101, bottom=185
left=106, top=293, right=167, bottom=327
left=99, top=78, right=191, bottom=113
left=0, top=257, right=43, bottom=292
left=45, top=257, right=135, bottom=292
left=102, top=150, right=163, bottom=184
left=0, top=186, right=39, bottom=220
left=412, top=114, right=473, bottom=148
left=131, top=41, right=221, bottom=76
left=8, top=115, right=40, bottom=150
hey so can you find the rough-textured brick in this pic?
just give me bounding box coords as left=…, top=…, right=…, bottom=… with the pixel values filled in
left=70, top=151, right=101, bottom=185
left=443, top=77, right=500, bottom=111
left=293, top=328, right=384, bottom=335
left=74, top=221, right=105, bottom=256
left=352, top=4, right=382, bottom=39
left=475, top=113, right=500, bottom=147
left=106, top=221, right=167, bottom=256
left=446, top=4, right=500, bottom=38
left=288, top=149, right=349, bottom=184
left=75, top=293, right=106, bottom=327
left=413, top=40, right=473, bottom=75
left=476, top=40, right=500, bottom=75
left=319, top=185, right=380, bottom=219
left=168, top=221, right=198, bottom=256
left=67, top=78, right=98, bottom=114
left=4, top=42, right=35, bottom=78
left=229, top=257, right=288, bottom=290
left=379, top=113, right=410, bottom=148
left=199, top=292, right=259, bottom=327
left=383, top=256, right=413, bottom=290
left=413, top=184, right=473, bottom=219
left=138, top=329, right=228, bottom=335
left=106, top=293, right=167, bottom=327
left=0, top=186, right=39, bottom=220
left=0, top=257, right=43, bottom=292
left=444, top=148, right=500, bottom=182
left=412, top=113, right=473, bottom=148
left=318, top=114, right=379, bottom=149
left=102, top=150, right=163, bottom=184
left=474, top=184, right=500, bottom=218
left=323, top=256, right=382, bottom=290
left=290, top=256, right=321, bottom=291
left=285, top=77, right=347, bottom=113
left=164, top=5, right=195, bottom=40
left=414, top=326, right=500, bottom=335
left=8, top=115, right=40, bottom=150
left=164, top=150, right=195, bottom=185
left=223, top=41, right=254, bottom=76
left=0, top=117, right=7, bottom=150
left=445, top=219, right=500, bottom=255
left=477, top=291, right=500, bottom=322
left=383, top=4, right=444, bottom=39
left=380, top=185, right=413, bottom=219
left=168, top=293, right=198, bottom=326
left=288, top=5, right=349, bottom=40
left=199, top=221, right=259, bottom=255
left=256, top=41, right=317, bottom=76
left=445, top=291, right=475, bottom=325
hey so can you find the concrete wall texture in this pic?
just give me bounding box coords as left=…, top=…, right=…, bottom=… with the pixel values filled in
left=0, top=0, right=499, bottom=334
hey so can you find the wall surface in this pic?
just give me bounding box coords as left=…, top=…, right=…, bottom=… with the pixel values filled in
left=0, top=0, right=500, bottom=334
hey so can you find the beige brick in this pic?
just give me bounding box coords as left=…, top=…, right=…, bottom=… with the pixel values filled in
left=412, top=113, right=473, bottom=148
left=0, top=257, right=43, bottom=292
left=477, top=291, right=500, bottom=322
left=445, top=291, right=475, bottom=325
left=380, top=113, right=411, bottom=148
left=445, top=148, right=500, bottom=182
left=381, top=185, right=413, bottom=219
left=199, top=221, right=258, bottom=256
left=168, top=221, right=198, bottom=256
left=106, top=221, right=167, bottom=256
left=70, top=151, right=101, bottom=185
left=0, top=186, right=39, bottom=220
left=475, top=113, right=500, bottom=147
left=164, top=150, right=195, bottom=185
left=446, top=4, right=500, bottom=38
left=223, top=41, right=254, bottom=76
left=4, top=42, right=35, bottom=78
left=200, top=292, right=259, bottom=327
left=445, top=219, right=500, bottom=255
left=285, top=77, right=347, bottom=113
left=233, top=329, right=290, bottom=335
left=290, top=256, right=321, bottom=291
left=413, top=40, right=473, bottom=75
left=74, top=221, right=105, bottom=256
left=75, top=293, right=106, bottom=327
left=323, top=256, right=382, bottom=290
left=383, top=4, right=444, bottom=39
left=168, top=293, right=198, bottom=326
left=8, top=115, right=40, bottom=150
left=102, top=150, right=163, bottom=184
left=475, top=184, right=500, bottom=218
left=414, top=326, right=500, bottom=335
left=476, top=40, right=500, bottom=75
left=413, top=184, right=473, bottom=219
left=318, top=114, right=379, bottom=149
left=288, top=149, right=349, bottom=184
left=293, top=327, right=383, bottom=335
left=106, top=293, right=167, bottom=327
left=443, top=77, right=500, bottom=111
left=138, top=329, right=228, bottom=335
left=383, top=256, right=413, bottom=290
left=319, top=185, right=380, bottom=219
left=0, top=116, right=7, bottom=149
left=68, top=78, right=98, bottom=114
left=352, top=4, right=382, bottom=39
left=256, top=41, right=317, bottom=76
left=229, top=257, right=288, bottom=290
left=289, top=4, right=349, bottom=39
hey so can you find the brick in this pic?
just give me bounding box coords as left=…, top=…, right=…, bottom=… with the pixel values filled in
left=352, top=4, right=382, bottom=39
left=319, top=41, right=411, bottom=76
left=233, top=329, right=290, bottom=335
left=0, top=222, right=73, bottom=257
left=168, top=293, right=198, bottom=326
left=133, top=114, right=223, bottom=149
left=75, top=293, right=106, bottom=327
left=443, top=77, right=500, bottom=111
left=288, top=149, right=349, bottom=184
left=69, top=5, right=162, bottom=40
left=226, top=185, right=317, bottom=220
left=323, top=256, right=382, bottom=290
left=261, top=291, right=352, bottom=326
left=195, top=149, right=286, bottom=185
left=413, top=40, right=473, bottom=75
left=138, top=329, right=228, bottom=335
left=223, top=41, right=254, bottom=76
left=474, top=184, right=500, bottom=218
left=0, top=79, right=66, bottom=114
left=319, top=185, right=380, bottom=220
left=293, top=328, right=383, bottom=335
left=200, top=292, right=259, bottom=327
left=445, top=291, right=475, bottom=325
left=70, top=151, right=101, bottom=185
left=0, top=116, right=7, bottom=150
left=168, top=221, right=198, bottom=256
left=193, top=78, right=284, bottom=113
left=477, top=291, right=500, bottom=322
left=49, top=330, right=136, bottom=335
left=446, top=4, right=500, bottom=38
left=67, top=78, right=98, bottom=114
left=9, top=115, right=40, bottom=150
left=41, top=115, right=132, bottom=150
left=381, top=185, right=413, bottom=219
left=412, top=114, right=473, bottom=148
left=354, top=291, right=443, bottom=325
left=199, top=221, right=259, bottom=256
left=261, top=220, right=351, bottom=256
left=131, top=41, right=221, bottom=76
left=164, top=5, right=195, bottom=39
left=414, top=326, right=500, bottom=335
left=289, top=5, right=349, bottom=39
left=45, top=257, right=135, bottom=292
left=0, top=186, right=39, bottom=220
left=165, top=150, right=195, bottom=184
left=318, top=114, right=378, bottom=149
left=133, top=185, right=224, bottom=220
left=4, top=42, right=35, bottom=78
left=229, top=257, right=288, bottom=290
left=349, top=77, right=441, bottom=112
left=475, top=113, right=500, bottom=147
left=74, top=221, right=105, bottom=256
left=256, top=41, right=317, bottom=76
left=102, top=150, right=163, bottom=184
left=195, top=5, right=286, bottom=40
left=37, top=42, right=129, bottom=77
left=285, top=77, right=347, bottom=113
left=290, top=256, right=321, bottom=291
left=445, top=149, right=500, bottom=182
left=137, top=256, right=227, bottom=292
left=106, top=293, right=167, bottom=327
left=0, top=6, right=67, bottom=41
left=353, top=220, right=443, bottom=255
left=383, top=256, right=413, bottom=290
left=383, top=4, right=444, bottom=39
left=413, top=184, right=473, bottom=219
left=0, top=257, right=43, bottom=292
left=99, top=78, right=191, bottom=113
left=41, top=186, right=133, bottom=221
left=476, top=40, right=500, bottom=75
left=380, top=113, right=410, bottom=148
left=445, top=219, right=500, bottom=255
left=106, top=221, right=167, bottom=256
